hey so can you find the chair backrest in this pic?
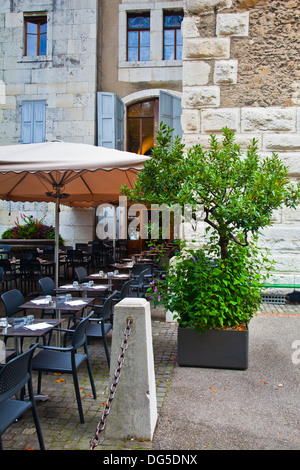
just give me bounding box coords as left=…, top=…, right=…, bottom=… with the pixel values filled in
left=39, top=277, right=56, bottom=296
left=132, top=263, right=152, bottom=276
left=20, top=258, right=41, bottom=273
left=0, top=345, right=37, bottom=403
left=0, top=259, right=13, bottom=272
left=75, top=266, right=87, bottom=284
left=72, top=313, right=93, bottom=350
left=0, top=267, right=3, bottom=281
left=131, top=269, right=148, bottom=286
left=75, top=243, right=88, bottom=251
left=101, top=291, right=118, bottom=322
left=120, top=280, right=131, bottom=299
left=1, top=289, right=25, bottom=317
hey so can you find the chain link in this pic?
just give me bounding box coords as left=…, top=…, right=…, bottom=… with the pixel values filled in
left=90, top=317, right=133, bottom=450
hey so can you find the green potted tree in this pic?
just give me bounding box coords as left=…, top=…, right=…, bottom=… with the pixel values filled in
left=122, top=125, right=300, bottom=369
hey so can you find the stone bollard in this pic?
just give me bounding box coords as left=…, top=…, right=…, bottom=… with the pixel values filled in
left=104, top=297, right=157, bottom=440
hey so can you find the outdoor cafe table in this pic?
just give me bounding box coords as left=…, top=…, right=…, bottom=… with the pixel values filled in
left=85, top=273, right=131, bottom=283
left=19, top=296, right=95, bottom=346
left=0, top=318, right=65, bottom=401
left=55, top=283, right=110, bottom=298
left=0, top=318, right=64, bottom=355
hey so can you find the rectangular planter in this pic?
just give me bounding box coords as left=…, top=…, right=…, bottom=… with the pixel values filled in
left=177, top=326, right=249, bottom=370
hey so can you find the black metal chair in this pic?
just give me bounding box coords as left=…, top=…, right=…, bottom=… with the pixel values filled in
left=74, top=267, right=107, bottom=302
left=0, top=259, right=19, bottom=290
left=31, top=313, right=97, bottom=424
left=0, top=267, right=4, bottom=293
left=0, top=344, right=45, bottom=450
left=112, top=279, right=131, bottom=302
left=67, top=249, right=90, bottom=278
left=1, top=289, right=26, bottom=318
left=38, top=277, right=77, bottom=326
left=130, top=269, right=148, bottom=297
left=19, top=258, right=42, bottom=295
left=72, top=291, right=117, bottom=367
left=0, top=244, right=11, bottom=259
left=74, top=266, right=88, bottom=284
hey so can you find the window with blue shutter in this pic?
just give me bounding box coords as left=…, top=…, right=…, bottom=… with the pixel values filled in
left=97, top=92, right=124, bottom=149
left=159, top=90, right=182, bottom=140
left=21, top=100, right=46, bottom=143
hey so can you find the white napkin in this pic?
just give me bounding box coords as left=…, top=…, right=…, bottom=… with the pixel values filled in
left=23, top=322, right=52, bottom=330
left=31, top=299, right=48, bottom=305
left=64, top=300, right=87, bottom=306
left=59, top=285, right=74, bottom=289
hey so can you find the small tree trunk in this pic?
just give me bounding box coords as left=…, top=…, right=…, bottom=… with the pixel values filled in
left=219, top=236, right=229, bottom=260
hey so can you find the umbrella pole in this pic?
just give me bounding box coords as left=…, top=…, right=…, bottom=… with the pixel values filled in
left=113, top=205, right=116, bottom=260
left=55, top=197, right=60, bottom=288
left=55, top=197, right=62, bottom=347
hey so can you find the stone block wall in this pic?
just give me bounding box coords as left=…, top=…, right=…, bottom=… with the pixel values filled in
left=0, top=200, right=95, bottom=249
left=182, top=0, right=300, bottom=282
left=0, top=0, right=97, bottom=246
left=0, top=0, right=98, bottom=145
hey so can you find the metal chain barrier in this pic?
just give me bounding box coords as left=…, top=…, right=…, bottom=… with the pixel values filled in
left=90, top=317, right=133, bottom=450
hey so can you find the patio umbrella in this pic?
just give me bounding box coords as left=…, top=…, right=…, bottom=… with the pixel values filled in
left=0, top=141, right=149, bottom=285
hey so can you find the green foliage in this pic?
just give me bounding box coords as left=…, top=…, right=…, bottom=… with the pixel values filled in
left=180, top=128, right=300, bottom=259
left=129, top=124, right=300, bottom=330
left=121, top=123, right=186, bottom=206
left=148, top=237, right=274, bottom=332
left=1, top=214, right=65, bottom=246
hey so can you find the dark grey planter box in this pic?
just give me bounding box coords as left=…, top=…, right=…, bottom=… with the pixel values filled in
left=177, top=326, right=249, bottom=370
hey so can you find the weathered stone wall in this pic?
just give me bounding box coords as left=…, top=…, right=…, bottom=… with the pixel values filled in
left=0, top=0, right=98, bottom=145
left=182, top=0, right=300, bottom=283
left=0, top=0, right=97, bottom=246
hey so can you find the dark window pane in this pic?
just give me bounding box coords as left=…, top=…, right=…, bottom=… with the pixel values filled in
left=128, top=119, right=140, bottom=154
left=140, top=47, right=150, bottom=61
left=176, top=29, right=183, bottom=45
left=40, top=22, right=47, bottom=34
left=164, top=30, right=174, bottom=46
left=140, top=30, right=150, bottom=47
left=27, top=21, right=38, bottom=34
left=27, top=34, right=37, bottom=56
left=40, top=33, right=47, bottom=55
left=141, top=118, right=154, bottom=155
left=164, top=46, right=174, bottom=60
left=128, top=31, right=138, bottom=47
left=128, top=15, right=150, bottom=30
left=164, top=14, right=183, bottom=28
left=141, top=100, right=154, bottom=116
left=176, top=45, right=182, bottom=60
left=128, top=47, right=138, bottom=61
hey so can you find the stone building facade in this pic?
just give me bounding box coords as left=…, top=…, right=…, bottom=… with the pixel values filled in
left=0, top=0, right=98, bottom=245
left=0, top=0, right=299, bottom=280
left=181, top=0, right=300, bottom=284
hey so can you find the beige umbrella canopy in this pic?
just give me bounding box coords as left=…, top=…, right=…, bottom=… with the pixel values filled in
left=0, top=141, right=150, bottom=284
left=0, top=141, right=149, bottom=207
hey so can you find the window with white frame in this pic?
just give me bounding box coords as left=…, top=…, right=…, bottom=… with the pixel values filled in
left=24, top=14, right=47, bottom=56
left=118, top=2, right=183, bottom=83
left=127, top=12, right=150, bottom=62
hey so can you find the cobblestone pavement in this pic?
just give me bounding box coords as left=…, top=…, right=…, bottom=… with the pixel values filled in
left=0, top=300, right=299, bottom=451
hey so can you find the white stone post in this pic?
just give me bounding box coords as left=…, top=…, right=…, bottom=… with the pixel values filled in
left=104, top=298, right=157, bottom=440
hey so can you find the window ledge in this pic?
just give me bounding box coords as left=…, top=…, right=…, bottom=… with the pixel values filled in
left=119, top=59, right=182, bottom=68
left=18, top=55, right=52, bottom=64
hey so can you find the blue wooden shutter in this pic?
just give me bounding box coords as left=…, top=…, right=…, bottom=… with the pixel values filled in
left=97, top=92, right=124, bottom=149
left=33, top=101, right=46, bottom=143
left=21, top=100, right=46, bottom=144
left=159, top=90, right=182, bottom=139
